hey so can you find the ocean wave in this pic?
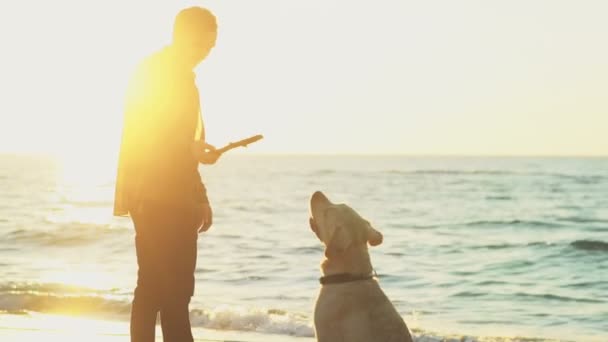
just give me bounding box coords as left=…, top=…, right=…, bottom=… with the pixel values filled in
left=0, top=293, right=315, bottom=337
left=470, top=241, right=552, bottom=250
left=570, top=240, right=608, bottom=252
left=440, top=239, right=608, bottom=255
left=387, top=169, right=514, bottom=176
left=0, top=282, right=580, bottom=342
left=410, top=220, right=564, bottom=230
left=4, top=222, right=127, bottom=246
left=561, top=281, right=608, bottom=289
left=0, top=284, right=314, bottom=337
left=554, top=174, right=606, bottom=184
left=585, top=226, right=608, bottom=232
left=292, top=245, right=323, bottom=254
left=464, top=219, right=563, bottom=229
left=451, top=291, right=487, bottom=298
left=556, top=216, right=608, bottom=225
left=0, top=292, right=131, bottom=317
left=0, top=282, right=128, bottom=317
left=470, top=243, right=515, bottom=250
left=0, top=282, right=114, bottom=295
left=190, top=307, right=314, bottom=337
left=383, top=169, right=606, bottom=183
left=511, top=292, right=605, bottom=304
left=485, top=195, right=513, bottom=201
left=412, top=220, right=565, bottom=230
left=473, top=280, right=509, bottom=286
left=450, top=290, right=605, bottom=304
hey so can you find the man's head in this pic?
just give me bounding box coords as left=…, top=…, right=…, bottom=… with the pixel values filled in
left=172, top=7, right=218, bottom=69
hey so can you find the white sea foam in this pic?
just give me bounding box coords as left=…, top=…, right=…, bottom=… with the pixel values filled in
left=190, top=306, right=314, bottom=337
left=0, top=290, right=571, bottom=341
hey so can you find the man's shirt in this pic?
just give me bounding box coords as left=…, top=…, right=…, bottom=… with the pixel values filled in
left=114, top=47, right=208, bottom=217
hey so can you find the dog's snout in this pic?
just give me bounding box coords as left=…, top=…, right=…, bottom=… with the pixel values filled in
left=311, top=191, right=329, bottom=204
left=312, top=191, right=324, bottom=200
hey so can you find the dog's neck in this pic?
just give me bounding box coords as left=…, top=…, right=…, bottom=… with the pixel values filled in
left=320, top=244, right=374, bottom=276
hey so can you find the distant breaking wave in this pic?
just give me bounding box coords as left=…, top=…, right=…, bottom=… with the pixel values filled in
left=556, top=216, right=608, bottom=225
left=411, top=219, right=565, bottom=230
left=571, top=240, right=608, bottom=252
left=451, top=290, right=605, bottom=304
left=468, top=239, right=608, bottom=253
left=469, top=241, right=551, bottom=250
left=4, top=222, right=129, bottom=246
left=384, top=169, right=606, bottom=182
left=464, top=219, right=564, bottom=229
left=386, top=169, right=514, bottom=176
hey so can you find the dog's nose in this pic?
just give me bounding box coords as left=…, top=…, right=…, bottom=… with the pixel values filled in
left=312, top=191, right=324, bottom=199
left=311, top=191, right=328, bottom=203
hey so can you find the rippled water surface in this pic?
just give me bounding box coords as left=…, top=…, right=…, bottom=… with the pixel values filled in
left=1, top=155, right=607, bottom=341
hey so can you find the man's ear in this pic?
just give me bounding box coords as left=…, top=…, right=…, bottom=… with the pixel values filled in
left=366, top=226, right=383, bottom=246
left=325, top=225, right=353, bottom=258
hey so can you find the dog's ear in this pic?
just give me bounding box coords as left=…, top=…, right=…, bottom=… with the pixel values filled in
left=325, top=224, right=353, bottom=258
left=309, top=217, right=321, bottom=240
left=366, top=225, right=383, bottom=246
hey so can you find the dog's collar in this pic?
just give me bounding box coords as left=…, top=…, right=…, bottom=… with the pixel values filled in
left=319, top=271, right=377, bottom=285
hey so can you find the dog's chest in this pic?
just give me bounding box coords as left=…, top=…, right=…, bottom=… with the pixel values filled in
left=315, top=281, right=387, bottom=319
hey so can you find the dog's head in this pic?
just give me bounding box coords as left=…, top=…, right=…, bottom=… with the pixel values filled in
left=309, top=191, right=383, bottom=258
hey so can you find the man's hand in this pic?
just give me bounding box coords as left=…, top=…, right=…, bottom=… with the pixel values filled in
left=191, top=140, right=221, bottom=165
left=198, top=202, right=213, bottom=233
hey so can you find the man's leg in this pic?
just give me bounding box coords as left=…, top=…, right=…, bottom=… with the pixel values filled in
left=160, top=297, right=194, bottom=342
left=130, top=294, right=159, bottom=342
left=130, top=207, right=164, bottom=342
left=160, top=205, right=199, bottom=342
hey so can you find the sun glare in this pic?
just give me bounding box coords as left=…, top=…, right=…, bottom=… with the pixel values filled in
left=0, top=313, right=127, bottom=342
left=42, top=269, right=118, bottom=292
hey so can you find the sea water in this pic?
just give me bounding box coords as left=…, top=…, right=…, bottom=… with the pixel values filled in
left=1, top=154, right=607, bottom=341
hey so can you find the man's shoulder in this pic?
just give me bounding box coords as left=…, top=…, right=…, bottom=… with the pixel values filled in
left=135, top=49, right=167, bottom=75
left=128, top=47, right=196, bottom=95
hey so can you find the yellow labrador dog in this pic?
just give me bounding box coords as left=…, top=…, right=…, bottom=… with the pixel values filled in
left=309, top=191, right=414, bottom=342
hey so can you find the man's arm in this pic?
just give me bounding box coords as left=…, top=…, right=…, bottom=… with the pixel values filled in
left=191, top=108, right=215, bottom=232
left=192, top=170, right=212, bottom=232
left=113, top=64, right=149, bottom=216
left=193, top=173, right=209, bottom=204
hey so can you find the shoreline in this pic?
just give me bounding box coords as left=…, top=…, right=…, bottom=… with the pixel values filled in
left=0, top=312, right=594, bottom=342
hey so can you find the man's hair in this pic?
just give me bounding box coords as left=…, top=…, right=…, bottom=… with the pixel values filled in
left=173, top=7, right=217, bottom=40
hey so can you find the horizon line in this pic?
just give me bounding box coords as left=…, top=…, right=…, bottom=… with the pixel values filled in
left=1, top=151, right=607, bottom=159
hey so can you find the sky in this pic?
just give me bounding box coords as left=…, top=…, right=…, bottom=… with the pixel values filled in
left=0, top=0, right=607, bottom=158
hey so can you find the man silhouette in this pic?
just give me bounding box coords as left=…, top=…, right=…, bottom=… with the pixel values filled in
left=113, top=7, right=219, bottom=342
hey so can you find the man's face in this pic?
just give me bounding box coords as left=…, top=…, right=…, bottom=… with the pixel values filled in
left=176, top=30, right=217, bottom=68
